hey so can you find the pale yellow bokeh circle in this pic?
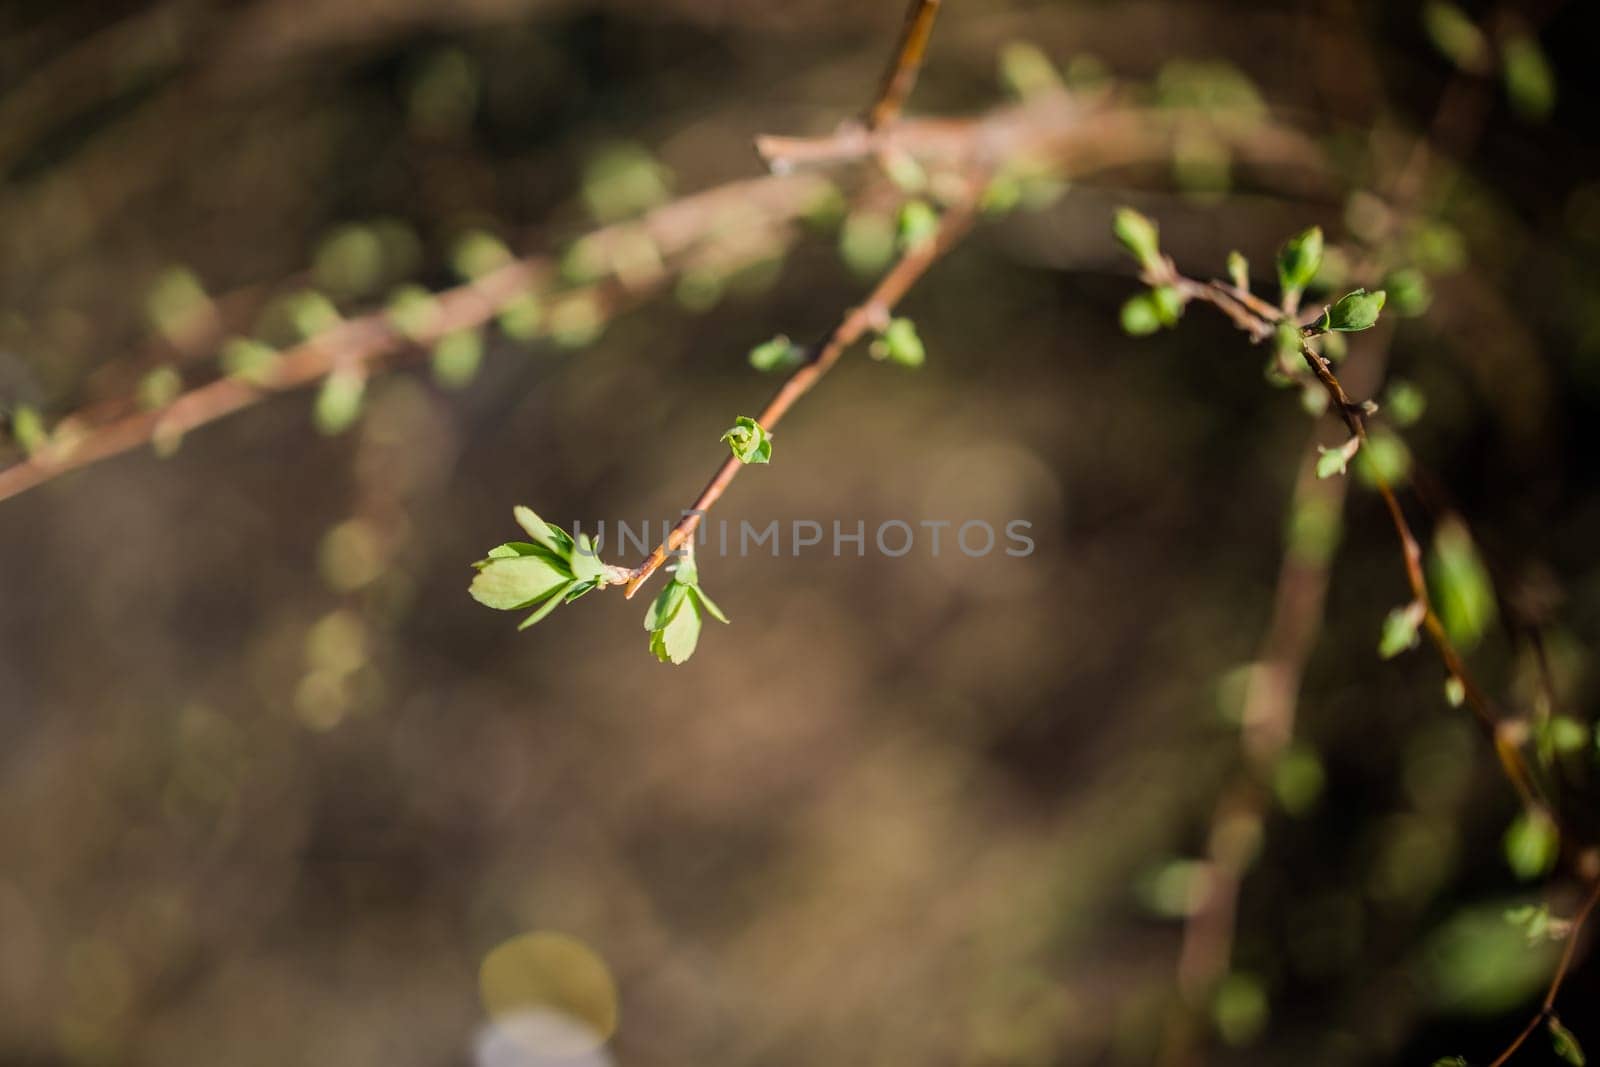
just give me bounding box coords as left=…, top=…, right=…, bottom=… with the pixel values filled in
left=478, top=931, right=618, bottom=1055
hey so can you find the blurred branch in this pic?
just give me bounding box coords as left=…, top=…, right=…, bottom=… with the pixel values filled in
left=0, top=174, right=830, bottom=504
left=0, top=93, right=1328, bottom=507
left=866, top=0, right=942, bottom=130
left=1487, top=878, right=1600, bottom=1067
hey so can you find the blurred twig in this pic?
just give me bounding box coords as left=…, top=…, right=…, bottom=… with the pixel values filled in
left=866, top=0, right=942, bottom=130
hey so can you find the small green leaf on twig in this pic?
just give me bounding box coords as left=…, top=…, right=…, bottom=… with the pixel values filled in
left=1112, top=207, right=1162, bottom=271
left=1504, top=809, right=1560, bottom=880
left=1378, top=601, right=1425, bottom=659
left=749, top=334, right=803, bottom=373
left=314, top=368, right=366, bottom=435
left=451, top=230, right=513, bottom=280
left=137, top=365, right=182, bottom=410
left=9, top=405, right=47, bottom=455
left=1316, top=438, right=1359, bottom=480
left=1276, top=226, right=1323, bottom=304
left=1549, top=1016, right=1586, bottom=1067
left=897, top=199, right=940, bottom=250
left=871, top=317, right=926, bottom=367
left=1313, top=288, right=1387, bottom=333
left=1121, top=293, right=1162, bottom=337
left=431, top=329, right=484, bottom=389
left=1227, top=250, right=1249, bottom=291
left=643, top=554, right=729, bottom=665
left=721, top=416, right=773, bottom=464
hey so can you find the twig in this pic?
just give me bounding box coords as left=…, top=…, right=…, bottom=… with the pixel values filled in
left=0, top=174, right=832, bottom=504
left=1486, top=877, right=1600, bottom=1067
left=866, top=0, right=942, bottom=130
left=621, top=177, right=984, bottom=598
left=1144, top=251, right=1548, bottom=825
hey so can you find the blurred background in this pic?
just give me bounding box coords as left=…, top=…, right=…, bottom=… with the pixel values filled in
left=2, top=1, right=1599, bottom=1064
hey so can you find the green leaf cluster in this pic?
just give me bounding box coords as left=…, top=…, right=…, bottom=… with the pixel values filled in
left=469, top=507, right=610, bottom=630
left=643, top=555, right=728, bottom=665
left=721, top=416, right=773, bottom=464
left=1120, top=286, right=1183, bottom=337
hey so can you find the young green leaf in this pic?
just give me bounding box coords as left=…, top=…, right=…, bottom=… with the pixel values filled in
left=644, top=581, right=690, bottom=632
left=1121, top=293, right=1163, bottom=337
left=999, top=42, right=1064, bottom=100
left=872, top=317, right=926, bottom=367
left=469, top=554, right=570, bottom=610
left=1502, top=34, right=1556, bottom=120
left=314, top=368, right=366, bottom=435
left=451, top=229, right=512, bottom=280
left=220, top=337, right=279, bottom=383
left=897, top=199, right=940, bottom=251
left=721, top=416, right=773, bottom=464
left=649, top=595, right=702, bottom=664
left=137, top=365, right=183, bottom=410
left=1383, top=268, right=1432, bottom=318
left=1318, top=288, right=1387, bottom=333
left=1276, top=226, right=1323, bottom=304
left=9, top=405, right=47, bottom=455
left=497, top=294, right=543, bottom=340
left=689, top=585, right=730, bottom=625
left=1549, top=1017, right=1586, bottom=1067
left=386, top=284, right=439, bottom=342
left=1151, top=285, right=1184, bottom=328
left=1112, top=207, right=1162, bottom=271
left=431, top=329, right=484, bottom=389
left=1422, top=2, right=1490, bottom=72
left=569, top=532, right=606, bottom=584
left=1503, top=809, right=1559, bottom=880
left=1354, top=428, right=1411, bottom=488
left=749, top=334, right=803, bottom=373
left=1427, top=518, right=1496, bottom=652
left=1227, top=250, right=1249, bottom=291
left=1315, top=443, right=1354, bottom=480
left=1383, top=379, right=1427, bottom=426
left=517, top=587, right=571, bottom=630
left=513, top=506, right=565, bottom=555
left=1378, top=602, right=1424, bottom=659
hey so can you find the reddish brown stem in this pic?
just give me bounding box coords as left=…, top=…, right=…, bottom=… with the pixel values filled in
left=867, top=0, right=942, bottom=130
left=622, top=180, right=982, bottom=598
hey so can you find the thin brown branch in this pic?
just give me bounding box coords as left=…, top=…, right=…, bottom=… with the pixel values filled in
left=866, top=0, right=943, bottom=130
left=1148, top=246, right=1546, bottom=824
left=621, top=177, right=984, bottom=598
left=1486, top=877, right=1600, bottom=1067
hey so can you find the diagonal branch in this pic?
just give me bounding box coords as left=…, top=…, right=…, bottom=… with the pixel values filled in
left=621, top=177, right=984, bottom=598
left=867, top=0, right=943, bottom=130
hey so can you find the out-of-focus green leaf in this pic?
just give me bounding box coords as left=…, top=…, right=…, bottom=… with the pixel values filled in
left=1502, top=34, right=1556, bottom=120
left=1503, top=809, right=1559, bottom=881
left=1427, top=518, right=1496, bottom=651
